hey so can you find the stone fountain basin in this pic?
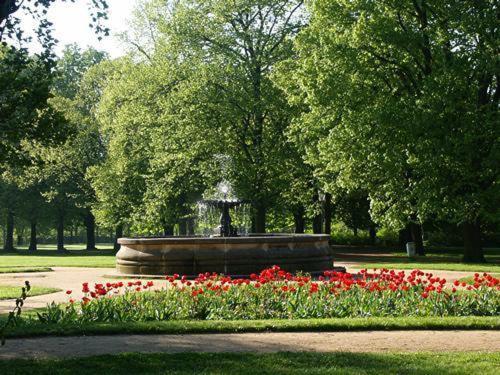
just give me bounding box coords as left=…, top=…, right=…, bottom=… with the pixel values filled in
left=116, top=234, right=333, bottom=277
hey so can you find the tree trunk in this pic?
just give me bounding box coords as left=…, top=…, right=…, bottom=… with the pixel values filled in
left=178, top=219, right=187, bottom=236
left=369, top=224, right=377, bottom=245
left=163, top=225, right=174, bottom=236
left=114, top=224, right=123, bottom=252
left=312, top=193, right=323, bottom=234
left=462, top=219, right=485, bottom=263
left=399, top=225, right=411, bottom=251
left=254, top=204, right=266, bottom=233
left=3, top=210, right=15, bottom=252
left=16, top=227, right=24, bottom=246
left=28, top=220, right=37, bottom=252
left=312, top=216, right=322, bottom=234
left=187, top=218, right=195, bottom=235
left=84, top=211, right=97, bottom=251
left=324, top=193, right=332, bottom=235
left=293, top=206, right=305, bottom=234
left=410, top=222, right=425, bottom=256
left=56, top=212, right=66, bottom=253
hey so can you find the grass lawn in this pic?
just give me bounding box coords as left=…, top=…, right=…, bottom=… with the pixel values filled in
left=14, top=244, right=114, bottom=252
left=0, top=254, right=115, bottom=269
left=0, top=244, right=115, bottom=269
left=0, top=352, right=497, bottom=375
left=457, top=274, right=500, bottom=285
left=335, top=246, right=500, bottom=272
left=354, top=261, right=500, bottom=273
left=0, top=266, right=53, bottom=274
left=0, top=285, right=60, bottom=300
left=2, top=316, right=499, bottom=339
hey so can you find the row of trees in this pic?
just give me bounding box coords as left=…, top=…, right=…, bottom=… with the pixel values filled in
left=0, top=0, right=497, bottom=262
left=0, top=44, right=110, bottom=252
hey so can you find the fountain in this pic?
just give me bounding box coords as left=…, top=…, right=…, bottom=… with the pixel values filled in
left=116, top=182, right=334, bottom=277
left=198, top=181, right=249, bottom=237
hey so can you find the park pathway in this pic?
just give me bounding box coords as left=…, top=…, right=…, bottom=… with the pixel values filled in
left=0, top=331, right=498, bottom=359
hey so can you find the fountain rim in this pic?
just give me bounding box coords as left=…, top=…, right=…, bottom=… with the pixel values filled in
left=118, top=233, right=330, bottom=245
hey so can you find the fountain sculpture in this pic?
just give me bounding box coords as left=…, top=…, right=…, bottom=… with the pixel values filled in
left=116, top=182, right=334, bottom=277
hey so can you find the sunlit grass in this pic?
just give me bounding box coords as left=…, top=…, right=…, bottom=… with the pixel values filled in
left=0, top=285, right=60, bottom=300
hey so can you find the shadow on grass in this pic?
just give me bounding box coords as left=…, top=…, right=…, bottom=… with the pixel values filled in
left=0, top=352, right=497, bottom=375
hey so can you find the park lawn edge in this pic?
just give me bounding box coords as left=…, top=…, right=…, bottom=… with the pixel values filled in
left=0, top=286, right=61, bottom=300
left=0, top=352, right=498, bottom=375
left=354, top=262, right=500, bottom=273
left=0, top=267, right=53, bottom=274
left=3, top=316, right=499, bottom=339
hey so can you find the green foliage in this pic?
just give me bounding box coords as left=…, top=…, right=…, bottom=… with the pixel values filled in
left=0, top=46, right=65, bottom=169
left=89, top=0, right=309, bottom=233
left=0, top=280, right=29, bottom=345
left=278, top=0, right=499, bottom=257
left=1, top=0, right=498, bottom=256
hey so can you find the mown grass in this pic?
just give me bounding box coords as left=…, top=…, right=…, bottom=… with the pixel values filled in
left=354, top=262, right=500, bottom=273
left=335, top=246, right=500, bottom=272
left=0, top=285, right=60, bottom=300
left=1, top=316, right=498, bottom=339
left=0, top=266, right=53, bottom=274
left=457, top=274, right=500, bottom=285
left=0, top=245, right=116, bottom=269
left=14, top=243, right=114, bottom=252
left=0, top=352, right=498, bottom=375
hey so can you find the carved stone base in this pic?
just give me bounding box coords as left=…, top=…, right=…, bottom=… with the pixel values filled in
left=116, top=234, right=333, bottom=277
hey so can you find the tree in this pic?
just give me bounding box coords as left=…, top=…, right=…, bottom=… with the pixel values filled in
left=0, top=177, right=20, bottom=252
left=334, top=190, right=372, bottom=238
left=20, top=45, right=108, bottom=252
left=89, top=0, right=306, bottom=236
left=159, top=0, right=306, bottom=232
left=0, top=0, right=109, bottom=53
left=0, top=46, right=66, bottom=170
left=282, top=0, right=499, bottom=261
left=90, top=51, right=217, bottom=237
left=53, top=46, right=108, bottom=250
left=48, top=45, right=108, bottom=250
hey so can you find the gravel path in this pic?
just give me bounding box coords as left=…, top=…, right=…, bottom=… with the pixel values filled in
left=0, top=331, right=498, bottom=359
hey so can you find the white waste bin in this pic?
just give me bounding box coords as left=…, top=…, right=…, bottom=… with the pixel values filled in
left=406, top=242, right=416, bottom=257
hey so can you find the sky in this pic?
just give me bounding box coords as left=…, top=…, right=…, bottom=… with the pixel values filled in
left=21, top=0, right=138, bottom=58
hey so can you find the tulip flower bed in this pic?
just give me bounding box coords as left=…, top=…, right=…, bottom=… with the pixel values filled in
left=38, top=267, right=499, bottom=324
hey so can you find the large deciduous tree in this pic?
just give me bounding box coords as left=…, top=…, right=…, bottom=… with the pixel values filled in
left=159, top=0, right=306, bottom=232
left=282, top=0, right=499, bottom=261
left=90, top=0, right=308, bottom=235
left=0, top=46, right=65, bottom=170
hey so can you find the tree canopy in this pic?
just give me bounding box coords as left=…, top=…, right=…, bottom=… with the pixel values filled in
left=0, top=0, right=498, bottom=261
left=279, top=0, right=499, bottom=260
